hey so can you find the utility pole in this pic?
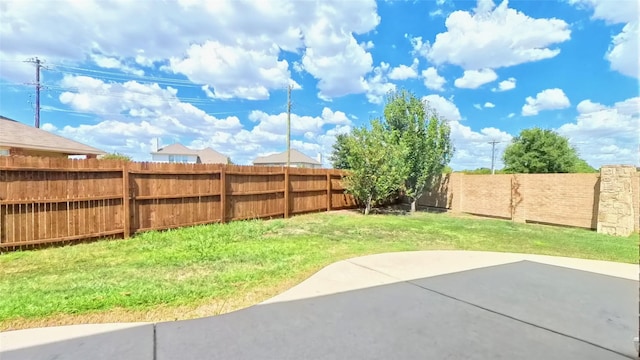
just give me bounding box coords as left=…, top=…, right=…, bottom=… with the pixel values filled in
left=25, top=57, right=44, bottom=128
left=489, top=140, right=500, bottom=174
left=286, top=84, right=292, bottom=168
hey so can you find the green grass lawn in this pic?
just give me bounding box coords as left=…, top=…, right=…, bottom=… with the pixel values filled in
left=0, top=211, right=636, bottom=330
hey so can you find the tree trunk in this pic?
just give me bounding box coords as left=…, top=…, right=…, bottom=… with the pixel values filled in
left=411, top=199, right=417, bottom=213
left=364, top=195, right=372, bottom=215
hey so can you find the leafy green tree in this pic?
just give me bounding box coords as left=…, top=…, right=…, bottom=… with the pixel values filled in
left=502, top=128, right=585, bottom=173
left=571, top=158, right=597, bottom=173
left=343, top=120, right=408, bottom=215
left=383, top=89, right=454, bottom=213
left=462, top=167, right=492, bottom=175
left=330, top=133, right=351, bottom=169
left=100, top=152, right=132, bottom=161
left=460, top=167, right=507, bottom=175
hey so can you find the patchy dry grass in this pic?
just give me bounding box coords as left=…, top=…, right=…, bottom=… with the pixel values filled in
left=1, top=211, right=635, bottom=330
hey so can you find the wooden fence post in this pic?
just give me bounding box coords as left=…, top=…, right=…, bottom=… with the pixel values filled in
left=122, top=161, right=130, bottom=238
left=220, top=165, right=226, bottom=223
left=284, top=166, right=290, bottom=218
left=326, top=172, right=332, bottom=211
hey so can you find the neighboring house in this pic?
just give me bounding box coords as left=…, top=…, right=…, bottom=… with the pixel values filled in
left=253, top=149, right=322, bottom=168
left=151, top=143, right=229, bottom=164
left=0, top=115, right=106, bottom=158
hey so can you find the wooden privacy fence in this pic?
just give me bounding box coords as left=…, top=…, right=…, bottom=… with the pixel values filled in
left=0, top=156, right=356, bottom=249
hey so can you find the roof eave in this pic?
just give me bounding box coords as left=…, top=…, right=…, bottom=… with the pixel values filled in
left=0, top=141, right=106, bottom=155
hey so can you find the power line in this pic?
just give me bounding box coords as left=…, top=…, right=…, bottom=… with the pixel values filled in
left=40, top=106, right=256, bottom=118
left=43, top=84, right=217, bottom=105
left=7, top=59, right=307, bottom=124
left=50, top=64, right=199, bottom=87
left=9, top=61, right=296, bottom=109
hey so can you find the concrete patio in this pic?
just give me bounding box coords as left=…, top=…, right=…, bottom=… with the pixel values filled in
left=1, top=251, right=638, bottom=359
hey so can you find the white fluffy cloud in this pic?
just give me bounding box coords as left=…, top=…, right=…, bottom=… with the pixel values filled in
left=558, top=96, right=640, bottom=167
left=422, top=95, right=462, bottom=122
left=606, top=22, right=639, bottom=79
left=569, top=0, right=639, bottom=79
left=422, top=0, right=571, bottom=70
left=90, top=54, right=144, bottom=76
left=302, top=31, right=371, bottom=100
left=48, top=74, right=351, bottom=165
left=406, top=34, right=430, bottom=59
left=454, top=69, right=497, bottom=89
left=56, top=75, right=242, bottom=140
left=223, top=108, right=353, bottom=165
left=169, top=41, right=296, bottom=100
left=422, top=67, right=447, bottom=91
left=521, top=88, right=571, bottom=116
left=568, top=0, right=638, bottom=24
left=473, top=102, right=496, bottom=110
left=422, top=94, right=512, bottom=169
left=388, top=58, right=419, bottom=80
left=248, top=107, right=351, bottom=137
left=299, top=1, right=380, bottom=100
left=363, top=62, right=396, bottom=104
left=576, top=99, right=606, bottom=114
left=0, top=0, right=382, bottom=100
left=492, top=77, right=516, bottom=92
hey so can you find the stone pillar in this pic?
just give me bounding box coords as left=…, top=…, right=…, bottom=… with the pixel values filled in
left=597, top=165, right=636, bottom=237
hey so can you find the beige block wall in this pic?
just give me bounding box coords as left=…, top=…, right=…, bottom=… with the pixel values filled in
left=459, top=174, right=513, bottom=219
left=523, top=173, right=600, bottom=229
left=416, top=169, right=638, bottom=236
left=633, top=172, right=639, bottom=232
left=416, top=174, right=453, bottom=209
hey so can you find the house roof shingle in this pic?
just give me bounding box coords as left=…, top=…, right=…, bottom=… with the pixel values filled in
left=0, top=116, right=106, bottom=155
left=152, top=143, right=229, bottom=164
left=253, top=149, right=320, bottom=165
left=151, top=143, right=194, bottom=155
left=196, top=148, right=228, bottom=164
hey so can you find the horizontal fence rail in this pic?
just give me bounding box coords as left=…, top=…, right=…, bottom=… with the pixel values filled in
left=0, top=156, right=356, bottom=249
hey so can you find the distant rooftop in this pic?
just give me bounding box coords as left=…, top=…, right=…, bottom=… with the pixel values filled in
left=253, top=149, right=320, bottom=165
left=0, top=115, right=106, bottom=155
left=152, top=143, right=229, bottom=164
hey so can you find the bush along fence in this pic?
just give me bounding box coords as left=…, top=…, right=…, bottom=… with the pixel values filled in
left=414, top=165, right=639, bottom=237
left=0, top=156, right=356, bottom=249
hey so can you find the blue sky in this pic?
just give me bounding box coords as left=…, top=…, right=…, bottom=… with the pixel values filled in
left=0, top=0, right=638, bottom=169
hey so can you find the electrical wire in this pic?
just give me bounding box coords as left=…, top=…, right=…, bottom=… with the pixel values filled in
left=41, top=106, right=255, bottom=118
left=50, top=64, right=199, bottom=87
left=43, top=84, right=217, bottom=105
left=6, top=61, right=292, bottom=104
left=4, top=60, right=302, bottom=120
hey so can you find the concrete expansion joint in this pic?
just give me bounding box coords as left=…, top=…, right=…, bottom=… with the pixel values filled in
left=344, top=259, right=403, bottom=282
left=153, top=323, right=157, bottom=360
left=346, top=258, right=634, bottom=360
